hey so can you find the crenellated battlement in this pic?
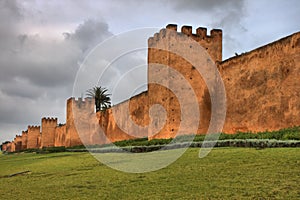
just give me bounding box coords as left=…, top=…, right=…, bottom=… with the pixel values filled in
left=68, top=97, right=94, bottom=103
left=149, top=25, right=214, bottom=44
left=28, top=125, right=40, bottom=130
left=165, top=24, right=222, bottom=39
left=42, top=117, right=58, bottom=121
left=148, top=24, right=223, bottom=62
left=22, top=130, right=28, bottom=135
left=148, top=24, right=222, bottom=44
left=41, top=117, right=57, bottom=148
left=42, top=117, right=58, bottom=125
left=2, top=24, right=300, bottom=153
left=166, top=24, right=177, bottom=31
left=27, top=125, right=40, bottom=149
left=67, top=97, right=95, bottom=111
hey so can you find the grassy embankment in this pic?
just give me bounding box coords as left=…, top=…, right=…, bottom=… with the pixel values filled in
left=0, top=148, right=299, bottom=199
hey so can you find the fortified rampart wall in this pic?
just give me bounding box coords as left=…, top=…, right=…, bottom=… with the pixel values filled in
left=104, top=91, right=149, bottom=142
left=2, top=24, right=300, bottom=152
left=13, top=135, right=22, bottom=152
left=148, top=24, right=222, bottom=139
left=21, top=131, right=28, bottom=150
left=27, top=126, right=41, bottom=149
left=54, top=124, right=66, bottom=147
left=219, top=32, right=300, bottom=133
left=147, top=24, right=300, bottom=139
left=41, top=117, right=57, bottom=147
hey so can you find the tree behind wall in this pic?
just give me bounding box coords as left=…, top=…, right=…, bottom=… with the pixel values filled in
left=86, top=86, right=111, bottom=112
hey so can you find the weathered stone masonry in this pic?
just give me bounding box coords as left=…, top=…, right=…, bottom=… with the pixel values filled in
left=2, top=24, right=300, bottom=152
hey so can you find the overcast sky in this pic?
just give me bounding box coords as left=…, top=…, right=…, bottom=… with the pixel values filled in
left=1, top=0, right=299, bottom=142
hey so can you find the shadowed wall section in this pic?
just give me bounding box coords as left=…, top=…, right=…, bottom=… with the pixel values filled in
left=21, top=131, right=28, bottom=150
left=103, top=91, right=149, bottom=143
left=13, top=135, right=22, bottom=152
left=54, top=125, right=66, bottom=147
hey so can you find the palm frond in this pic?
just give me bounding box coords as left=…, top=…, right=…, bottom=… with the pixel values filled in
left=86, top=86, right=112, bottom=112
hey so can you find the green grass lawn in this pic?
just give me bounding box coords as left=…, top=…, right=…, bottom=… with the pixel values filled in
left=0, top=148, right=299, bottom=199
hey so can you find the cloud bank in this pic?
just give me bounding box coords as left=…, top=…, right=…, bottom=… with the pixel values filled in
left=0, top=0, right=299, bottom=142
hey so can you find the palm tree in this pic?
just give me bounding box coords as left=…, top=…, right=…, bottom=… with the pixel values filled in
left=86, top=86, right=111, bottom=112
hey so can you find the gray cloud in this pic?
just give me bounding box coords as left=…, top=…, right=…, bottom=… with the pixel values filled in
left=171, top=0, right=245, bottom=12
left=0, top=1, right=114, bottom=142
left=0, top=0, right=299, bottom=143
left=0, top=0, right=22, bottom=29
left=64, top=19, right=113, bottom=52
left=0, top=0, right=22, bottom=53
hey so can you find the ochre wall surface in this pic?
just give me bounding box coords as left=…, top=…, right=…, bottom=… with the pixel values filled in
left=66, top=97, right=100, bottom=147
left=21, top=131, right=28, bottom=150
left=147, top=25, right=222, bottom=139
left=2, top=24, right=300, bottom=152
left=41, top=118, right=57, bottom=147
left=147, top=25, right=300, bottom=138
left=103, top=91, right=149, bottom=143
left=219, top=32, right=300, bottom=133
left=54, top=125, right=66, bottom=147
left=65, top=97, right=98, bottom=147
left=27, top=126, right=41, bottom=149
left=14, top=136, right=22, bottom=152
left=63, top=94, right=149, bottom=147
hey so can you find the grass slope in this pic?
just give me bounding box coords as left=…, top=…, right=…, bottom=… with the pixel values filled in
left=0, top=148, right=299, bottom=199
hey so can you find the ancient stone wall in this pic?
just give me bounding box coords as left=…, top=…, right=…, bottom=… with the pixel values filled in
left=66, top=98, right=84, bottom=147
left=147, top=24, right=222, bottom=139
left=41, top=117, right=57, bottom=147
left=2, top=24, right=300, bottom=152
left=62, top=92, right=149, bottom=146
left=66, top=97, right=97, bottom=147
left=162, top=24, right=222, bottom=62
left=103, top=91, right=149, bottom=143
left=27, top=126, right=41, bottom=149
left=219, top=32, right=300, bottom=133
left=147, top=24, right=300, bottom=137
left=14, top=135, right=22, bottom=152
left=54, top=124, right=66, bottom=147
left=21, top=131, right=28, bottom=150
